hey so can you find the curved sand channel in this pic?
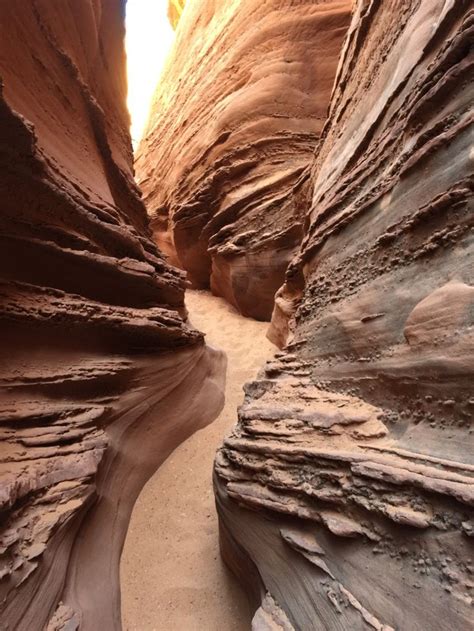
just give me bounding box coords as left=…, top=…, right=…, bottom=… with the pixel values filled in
left=121, top=289, right=276, bottom=630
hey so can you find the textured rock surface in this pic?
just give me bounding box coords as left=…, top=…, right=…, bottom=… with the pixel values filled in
left=136, top=0, right=350, bottom=320
left=0, top=2, right=224, bottom=629
left=216, top=1, right=474, bottom=628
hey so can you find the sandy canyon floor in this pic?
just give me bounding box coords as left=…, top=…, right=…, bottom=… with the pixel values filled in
left=121, top=289, right=276, bottom=630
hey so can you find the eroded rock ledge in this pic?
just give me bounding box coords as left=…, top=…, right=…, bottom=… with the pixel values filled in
left=136, top=0, right=351, bottom=320
left=0, top=2, right=224, bottom=629
left=216, top=1, right=473, bottom=628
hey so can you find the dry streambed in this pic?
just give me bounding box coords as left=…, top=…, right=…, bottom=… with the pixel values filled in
left=121, top=289, right=275, bottom=631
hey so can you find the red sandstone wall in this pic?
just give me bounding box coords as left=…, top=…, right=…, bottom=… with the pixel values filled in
left=137, top=0, right=351, bottom=320
left=0, top=3, right=224, bottom=629
left=216, top=1, right=474, bottom=628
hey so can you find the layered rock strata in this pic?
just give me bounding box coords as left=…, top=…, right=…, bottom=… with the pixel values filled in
left=0, top=2, right=224, bottom=629
left=216, top=1, right=474, bottom=628
left=136, top=0, right=351, bottom=320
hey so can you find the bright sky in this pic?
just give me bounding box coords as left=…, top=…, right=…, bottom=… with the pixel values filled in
left=125, top=0, right=175, bottom=147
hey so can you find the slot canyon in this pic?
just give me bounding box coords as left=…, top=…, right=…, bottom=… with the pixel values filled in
left=0, top=1, right=472, bottom=631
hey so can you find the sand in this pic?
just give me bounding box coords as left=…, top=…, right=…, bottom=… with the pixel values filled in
left=121, top=289, right=276, bottom=630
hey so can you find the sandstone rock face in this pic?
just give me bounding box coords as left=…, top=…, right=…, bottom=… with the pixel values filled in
left=216, top=1, right=474, bottom=628
left=136, top=0, right=351, bottom=320
left=0, top=2, right=224, bottom=629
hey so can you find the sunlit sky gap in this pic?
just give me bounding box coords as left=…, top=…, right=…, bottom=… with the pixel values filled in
left=125, top=0, right=176, bottom=148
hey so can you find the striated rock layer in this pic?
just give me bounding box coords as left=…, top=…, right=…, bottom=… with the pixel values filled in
left=216, top=0, right=474, bottom=629
left=0, top=2, right=224, bottom=629
left=136, top=0, right=351, bottom=320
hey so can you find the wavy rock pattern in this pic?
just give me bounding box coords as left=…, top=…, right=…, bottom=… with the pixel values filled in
left=216, top=1, right=474, bottom=628
left=136, top=0, right=350, bottom=320
left=0, top=2, right=224, bottom=629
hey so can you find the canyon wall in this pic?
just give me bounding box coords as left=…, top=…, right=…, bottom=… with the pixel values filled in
left=216, top=0, right=474, bottom=629
left=0, top=2, right=224, bottom=629
left=136, top=0, right=351, bottom=320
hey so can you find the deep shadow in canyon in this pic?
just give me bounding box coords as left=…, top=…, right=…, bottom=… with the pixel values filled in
left=0, top=1, right=472, bottom=630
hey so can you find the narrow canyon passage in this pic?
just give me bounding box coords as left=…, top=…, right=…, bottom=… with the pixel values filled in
left=121, top=290, right=275, bottom=630
left=1, top=2, right=472, bottom=629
